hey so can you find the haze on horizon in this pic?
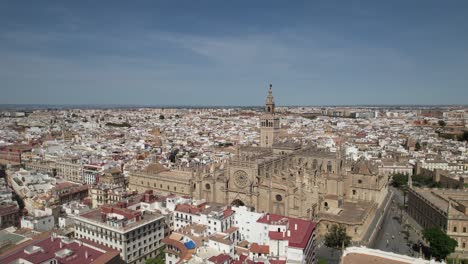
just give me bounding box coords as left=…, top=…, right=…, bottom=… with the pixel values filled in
left=1, top=1, right=467, bottom=106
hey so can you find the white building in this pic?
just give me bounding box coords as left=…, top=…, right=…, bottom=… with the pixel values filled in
left=59, top=201, right=90, bottom=228
left=174, top=202, right=235, bottom=236
left=379, top=161, right=414, bottom=176
left=20, top=214, right=55, bottom=232
left=232, top=206, right=267, bottom=244
left=73, top=201, right=166, bottom=264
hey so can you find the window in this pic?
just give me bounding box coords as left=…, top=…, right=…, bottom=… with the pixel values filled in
left=464, top=242, right=466, bottom=248
left=352, top=190, right=356, bottom=195
left=275, top=194, right=283, bottom=202
left=205, top=183, right=211, bottom=190
left=358, top=180, right=362, bottom=184
left=464, top=227, right=466, bottom=233
left=454, top=226, right=457, bottom=232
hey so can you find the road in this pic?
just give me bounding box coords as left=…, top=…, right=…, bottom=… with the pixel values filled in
left=370, top=187, right=424, bottom=257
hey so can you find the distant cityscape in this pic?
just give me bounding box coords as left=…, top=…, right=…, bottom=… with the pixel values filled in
left=0, top=84, right=466, bottom=264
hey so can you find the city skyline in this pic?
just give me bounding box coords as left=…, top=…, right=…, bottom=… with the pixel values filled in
left=1, top=1, right=468, bottom=106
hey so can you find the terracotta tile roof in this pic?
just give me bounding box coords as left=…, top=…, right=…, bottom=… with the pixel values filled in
left=257, top=214, right=316, bottom=249
left=208, top=253, right=231, bottom=264
left=175, top=203, right=205, bottom=214
left=0, top=233, right=121, bottom=264
left=250, top=243, right=269, bottom=254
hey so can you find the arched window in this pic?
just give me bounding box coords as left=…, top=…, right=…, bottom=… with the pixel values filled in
left=327, top=161, right=332, bottom=172
left=205, top=183, right=211, bottom=190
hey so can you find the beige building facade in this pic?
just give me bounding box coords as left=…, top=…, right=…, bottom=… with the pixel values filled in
left=55, top=156, right=82, bottom=182
left=128, top=163, right=193, bottom=196
left=407, top=187, right=468, bottom=255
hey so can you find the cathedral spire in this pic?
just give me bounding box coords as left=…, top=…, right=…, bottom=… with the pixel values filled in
left=265, top=83, right=275, bottom=113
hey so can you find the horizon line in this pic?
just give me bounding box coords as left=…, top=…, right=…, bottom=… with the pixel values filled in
left=0, top=103, right=467, bottom=111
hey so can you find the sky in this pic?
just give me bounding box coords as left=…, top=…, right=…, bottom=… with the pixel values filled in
left=0, top=1, right=467, bottom=106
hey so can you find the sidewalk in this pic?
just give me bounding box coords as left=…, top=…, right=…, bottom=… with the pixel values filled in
left=361, top=189, right=394, bottom=247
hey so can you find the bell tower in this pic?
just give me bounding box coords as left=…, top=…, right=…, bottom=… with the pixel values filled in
left=260, top=84, right=280, bottom=148
left=265, top=84, right=275, bottom=113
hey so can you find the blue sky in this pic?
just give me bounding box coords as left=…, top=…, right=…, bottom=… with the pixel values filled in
left=1, top=1, right=467, bottom=106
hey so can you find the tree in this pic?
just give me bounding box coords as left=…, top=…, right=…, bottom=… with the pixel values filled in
left=423, top=227, right=457, bottom=261
left=415, top=142, right=422, bottom=151
left=324, top=224, right=351, bottom=249
left=159, top=114, right=165, bottom=120
left=145, top=248, right=165, bottom=264
left=459, top=131, right=468, bottom=142
left=391, top=173, right=408, bottom=188
left=145, top=257, right=164, bottom=264
left=438, top=120, right=446, bottom=127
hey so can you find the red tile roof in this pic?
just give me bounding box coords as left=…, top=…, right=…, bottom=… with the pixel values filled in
left=162, top=237, right=195, bottom=262
left=257, top=213, right=315, bottom=249
left=250, top=243, right=269, bottom=254
left=175, top=203, right=205, bottom=214
left=0, top=233, right=120, bottom=264
left=223, top=207, right=234, bottom=218
left=208, top=253, right=231, bottom=264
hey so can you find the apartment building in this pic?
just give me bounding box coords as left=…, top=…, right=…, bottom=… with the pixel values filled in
left=73, top=201, right=166, bottom=264
left=89, top=186, right=137, bottom=208
left=407, top=187, right=468, bottom=256
left=174, top=202, right=235, bottom=237
left=56, top=156, right=82, bottom=183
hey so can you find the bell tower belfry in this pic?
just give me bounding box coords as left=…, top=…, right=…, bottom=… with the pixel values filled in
left=265, top=84, right=275, bottom=113
left=260, top=84, right=280, bottom=148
